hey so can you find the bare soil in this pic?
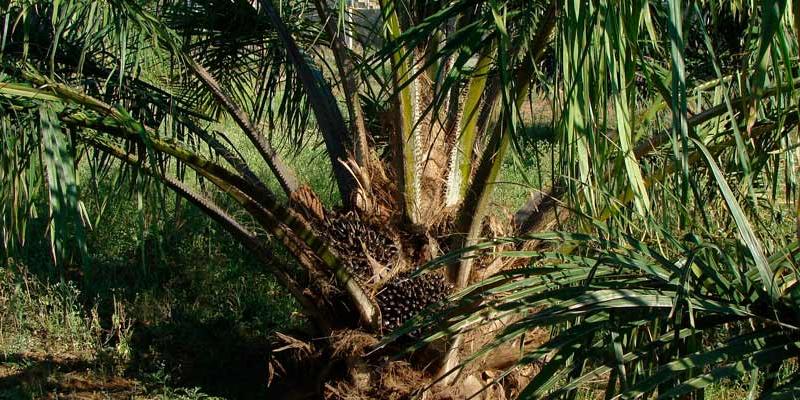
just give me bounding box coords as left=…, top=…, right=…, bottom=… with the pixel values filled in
left=0, top=352, right=144, bottom=399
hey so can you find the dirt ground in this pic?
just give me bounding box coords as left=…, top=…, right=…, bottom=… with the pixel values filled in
left=0, top=351, right=150, bottom=399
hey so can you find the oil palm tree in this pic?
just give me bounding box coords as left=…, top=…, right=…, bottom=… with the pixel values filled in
left=1, top=0, right=563, bottom=331
left=2, top=0, right=799, bottom=397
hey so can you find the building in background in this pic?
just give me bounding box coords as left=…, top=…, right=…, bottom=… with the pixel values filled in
left=343, top=0, right=381, bottom=50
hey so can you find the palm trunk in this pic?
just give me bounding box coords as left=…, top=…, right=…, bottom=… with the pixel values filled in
left=448, top=0, right=557, bottom=288
left=444, top=47, right=494, bottom=207
left=258, top=0, right=360, bottom=207
left=379, top=0, right=420, bottom=223
left=311, top=0, right=372, bottom=179
left=185, top=59, right=300, bottom=195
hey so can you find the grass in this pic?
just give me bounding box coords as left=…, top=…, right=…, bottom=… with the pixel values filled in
left=0, top=129, right=326, bottom=397
left=0, top=265, right=99, bottom=359
left=1, top=216, right=299, bottom=398
left=488, top=97, right=557, bottom=220
left=0, top=262, right=224, bottom=399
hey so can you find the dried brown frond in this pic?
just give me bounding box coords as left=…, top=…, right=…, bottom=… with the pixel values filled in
left=330, top=329, right=379, bottom=359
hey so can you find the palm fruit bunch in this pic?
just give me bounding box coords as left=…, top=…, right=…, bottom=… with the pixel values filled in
left=324, top=212, right=398, bottom=281
left=376, top=272, right=452, bottom=333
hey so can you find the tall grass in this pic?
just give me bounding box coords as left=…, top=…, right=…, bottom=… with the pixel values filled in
left=0, top=262, right=100, bottom=358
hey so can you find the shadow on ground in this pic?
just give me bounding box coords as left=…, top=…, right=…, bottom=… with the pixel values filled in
left=133, top=316, right=325, bottom=399
left=4, top=206, right=309, bottom=399
left=130, top=316, right=277, bottom=399
left=0, top=352, right=141, bottom=399
left=1, top=321, right=320, bottom=399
